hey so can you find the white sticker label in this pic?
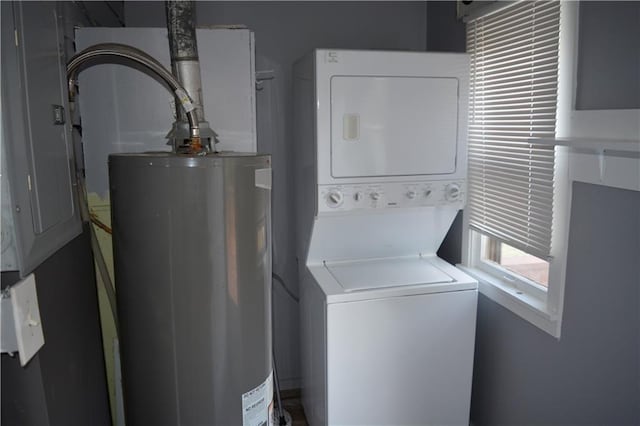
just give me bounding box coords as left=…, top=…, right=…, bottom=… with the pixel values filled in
left=174, top=88, right=195, bottom=113
left=255, top=168, right=272, bottom=190
left=242, top=371, right=273, bottom=426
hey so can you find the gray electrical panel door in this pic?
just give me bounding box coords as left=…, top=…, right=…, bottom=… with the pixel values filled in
left=1, top=1, right=81, bottom=275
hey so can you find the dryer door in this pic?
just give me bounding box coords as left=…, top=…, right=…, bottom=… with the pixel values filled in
left=330, top=76, right=459, bottom=178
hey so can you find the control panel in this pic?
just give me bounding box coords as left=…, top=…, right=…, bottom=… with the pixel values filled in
left=318, top=180, right=465, bottom=213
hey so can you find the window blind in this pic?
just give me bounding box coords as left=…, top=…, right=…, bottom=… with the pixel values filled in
left=466, top=0, right=560, bottom=260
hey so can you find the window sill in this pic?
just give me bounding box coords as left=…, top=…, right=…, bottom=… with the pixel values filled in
left=458, top=265, right=561, bottom=338
left=533, top=136, right=640, bottom=152
left=532, top=137, right=640, bottom=193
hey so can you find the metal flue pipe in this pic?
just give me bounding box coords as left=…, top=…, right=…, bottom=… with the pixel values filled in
left=165, top=0, right=214, bottom=152
left=166, top=0, right=203, bottom=123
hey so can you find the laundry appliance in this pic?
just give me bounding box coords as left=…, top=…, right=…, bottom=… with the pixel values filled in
left=293, top=49, right=478, bottom=425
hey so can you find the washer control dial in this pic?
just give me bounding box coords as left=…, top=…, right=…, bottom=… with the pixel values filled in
left=354, top=191, right=364, bottom=202
left=445, top=183, right=461, bottom=201
left=406, top=190, right=417, bottom=200
left=370, top=192, right=380, bottom=201
left=326, top=190, right=344, bottom=208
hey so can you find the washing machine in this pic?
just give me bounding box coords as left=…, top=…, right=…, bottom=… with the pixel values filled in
left=293, top=49, right=477, bottom=425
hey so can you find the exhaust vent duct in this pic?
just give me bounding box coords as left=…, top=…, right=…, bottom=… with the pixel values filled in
left=165, top=0, right=216, bottom=152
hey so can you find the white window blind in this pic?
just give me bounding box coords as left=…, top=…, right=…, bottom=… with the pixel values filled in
left=467, top=0, right=561, bottom=260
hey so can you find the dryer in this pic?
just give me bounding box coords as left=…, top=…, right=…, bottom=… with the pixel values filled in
left=293, top=49, right=477, bottom=426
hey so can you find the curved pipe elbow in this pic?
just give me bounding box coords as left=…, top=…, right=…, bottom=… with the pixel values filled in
left=66, top=43, right=200, bottom=148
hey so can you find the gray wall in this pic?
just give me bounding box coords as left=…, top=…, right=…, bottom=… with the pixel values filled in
left=427, top=2, right=640, bottom=424
left=1, top=226, right=111, bottom=426
left=576, top=1, right=640, bottom=110
left=124, top=0, right=428, bottom=388
left=427, top=1, right=465, bottom=53
left=472, top=183, right=640, bottom=425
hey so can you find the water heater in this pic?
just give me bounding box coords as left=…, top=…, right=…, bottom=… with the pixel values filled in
left=109, top=152, right=273, bottom=425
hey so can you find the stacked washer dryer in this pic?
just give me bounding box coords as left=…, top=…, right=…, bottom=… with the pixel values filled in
left=293, top=49, right=478, bottom=425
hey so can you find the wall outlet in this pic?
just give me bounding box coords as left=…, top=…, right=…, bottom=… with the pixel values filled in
left=10, top=274, right=45, bottom=366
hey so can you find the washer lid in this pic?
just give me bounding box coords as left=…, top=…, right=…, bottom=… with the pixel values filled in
left=325, top=256, right=455, bottom=292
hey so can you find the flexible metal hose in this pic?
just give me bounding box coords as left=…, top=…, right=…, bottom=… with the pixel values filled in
left=66, top=42, right=201, bottom=143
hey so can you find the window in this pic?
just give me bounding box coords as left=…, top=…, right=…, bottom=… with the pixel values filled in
left=481, top=236, right=549, bottom=287
left=462, top=0, right=572, bottom=338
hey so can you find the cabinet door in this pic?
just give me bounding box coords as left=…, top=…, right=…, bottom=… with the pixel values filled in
left=1, top=1, right=81, bottom=275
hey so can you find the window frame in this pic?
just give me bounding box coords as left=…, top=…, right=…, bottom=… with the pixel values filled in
left=476, top=236, right=549, bottom=300
left=461, top=0, right=575, bottom=339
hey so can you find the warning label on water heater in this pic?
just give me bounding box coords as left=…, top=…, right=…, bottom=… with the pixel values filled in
left=242, top=371, right=274, bottom=426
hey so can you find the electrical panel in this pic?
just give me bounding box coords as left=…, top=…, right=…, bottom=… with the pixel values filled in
left=1, top=2, right=82, bottom=275
left=1, top=140, right=18, bottom=271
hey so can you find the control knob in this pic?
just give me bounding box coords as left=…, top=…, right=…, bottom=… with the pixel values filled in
left=354, top=191, right=364, bottom=202
left=406, top=190, right=417, bottom=200
left=445, top=183, right=461, bottom=201
left=370, top=192, right=380, bottom=201
left=326, top=190, right=344, bottom=208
